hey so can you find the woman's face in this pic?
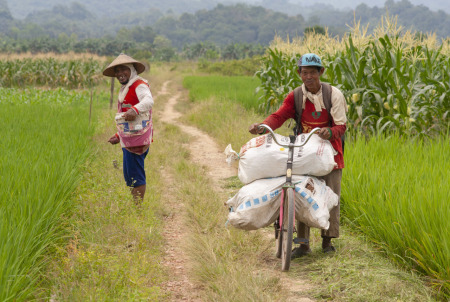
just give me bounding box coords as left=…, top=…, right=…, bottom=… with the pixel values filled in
left=114, top=65, right=131, bottom=85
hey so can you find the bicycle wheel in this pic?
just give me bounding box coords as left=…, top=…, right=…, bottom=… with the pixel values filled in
left=281, top=187, right=294, bottom=271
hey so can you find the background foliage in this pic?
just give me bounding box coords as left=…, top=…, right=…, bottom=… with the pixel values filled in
left=255, top=18, right=449, bottom=137
left=1, top=0, right=450, bottom=61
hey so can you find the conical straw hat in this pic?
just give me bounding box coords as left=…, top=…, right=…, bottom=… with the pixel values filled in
left=103, top=53, right=146, bottom=77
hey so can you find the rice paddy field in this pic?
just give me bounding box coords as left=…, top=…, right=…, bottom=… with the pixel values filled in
left=1, top=16, right=449, bottom=299
left=183, top=75, right=262, bottom=110
left=342, top=134, right=450, bottom=296
left=0, top=87, right=105, bottom=300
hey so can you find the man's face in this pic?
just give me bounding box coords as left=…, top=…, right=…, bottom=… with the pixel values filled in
left=298, top=66, right=324, bottom=93
left=114, top=65, right=131, bottom=85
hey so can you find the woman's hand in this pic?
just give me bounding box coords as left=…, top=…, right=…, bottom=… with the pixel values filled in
left=108, top=134, right=120, bottom=144
left=123, top=109, right=137, bottom=121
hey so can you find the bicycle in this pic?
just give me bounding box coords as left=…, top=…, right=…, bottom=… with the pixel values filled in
left=257, top=124, right=321, bottom=271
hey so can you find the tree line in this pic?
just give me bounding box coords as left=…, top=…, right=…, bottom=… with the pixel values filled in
left=0, top=1, right=449, bottom=60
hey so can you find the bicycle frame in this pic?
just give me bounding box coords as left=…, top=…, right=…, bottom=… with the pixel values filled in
left=279, top=134, right=296, bottom=231
left=258, top=124, right=321, bottom=229
left=258, top=124, right=320, bottom=270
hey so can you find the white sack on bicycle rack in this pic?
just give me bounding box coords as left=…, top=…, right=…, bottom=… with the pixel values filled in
left=226, top=177, right=285, bottom=230
left=226, top=175, right=338, bottom=231
left=237, top=133, right=337, bottom=184
left=293, top=176, right=338, bottom=230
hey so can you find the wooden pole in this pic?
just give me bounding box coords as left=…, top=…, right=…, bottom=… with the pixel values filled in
left=109, top=77, right=114, bottom=109
left=89, top=89, right=93, bottom=126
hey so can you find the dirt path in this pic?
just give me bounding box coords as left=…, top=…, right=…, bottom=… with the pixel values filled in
left=158, top=83, right=236, bottom=182
left=157, top=81, right=314, bottom=301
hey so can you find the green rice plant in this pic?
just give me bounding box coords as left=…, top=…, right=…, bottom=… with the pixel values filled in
left=183, top=75, right=262, bottom=110
left=0, top=88, right=98, bottom=301
left=342, top=134, right=450, bottom=299
left=198, top=57, right=263, bottom=76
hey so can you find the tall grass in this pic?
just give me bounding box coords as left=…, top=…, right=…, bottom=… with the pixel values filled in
left=0, top=88, right=97, bottom=300
left=183, top=75, right=262, bottom=110
left=342, top=134, right=450, bottom=298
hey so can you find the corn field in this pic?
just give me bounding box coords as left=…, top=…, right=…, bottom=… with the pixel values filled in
left=0, top=88, right=99, bottom=301
left=255, top=17, right=450, bottom=137
left=0, top=57, right=106, bottom=89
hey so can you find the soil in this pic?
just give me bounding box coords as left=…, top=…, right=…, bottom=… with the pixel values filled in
left=157, top=81, right=315, bottom=301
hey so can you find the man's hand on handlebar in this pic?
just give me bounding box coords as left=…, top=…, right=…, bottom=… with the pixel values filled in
left=249, top=123, right=263, bottom=135
left=318, top=127, right=332, bottom=140
left=250, top=123, right=331, bottom=140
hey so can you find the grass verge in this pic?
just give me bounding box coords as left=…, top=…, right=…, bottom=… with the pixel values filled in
left=42, top=108, right=167, bottom=301
left=41, top=70, right=172, bottom=301
left=157, top=122, right=284, bottom=301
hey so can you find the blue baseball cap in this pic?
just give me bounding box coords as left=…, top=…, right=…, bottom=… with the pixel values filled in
left=297, top=53, right=323, bottom=68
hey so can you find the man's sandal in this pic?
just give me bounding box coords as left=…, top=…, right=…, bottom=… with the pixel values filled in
left=291, top=247, right=312, bottom=259
left=322, top=245, right=336, bottom=253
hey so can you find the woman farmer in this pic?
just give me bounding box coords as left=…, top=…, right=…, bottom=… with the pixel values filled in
left=104, top=54, right=154, bottom=202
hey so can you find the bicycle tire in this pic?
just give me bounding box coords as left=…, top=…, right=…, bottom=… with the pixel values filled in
left=281, top=187, right=294, bottom=271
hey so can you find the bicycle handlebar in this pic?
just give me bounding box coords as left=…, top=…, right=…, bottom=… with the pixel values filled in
left=257, top=124, right=321, bottom=148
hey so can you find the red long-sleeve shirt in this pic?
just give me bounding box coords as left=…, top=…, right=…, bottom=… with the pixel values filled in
left=262, top=91, right=346, bottom=169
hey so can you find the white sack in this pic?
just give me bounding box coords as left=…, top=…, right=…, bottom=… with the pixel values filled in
left=226, top=177, right=285, bottom=230
left=226, top=175, right=338, bottom=231
left=237, top=133, right=337, bottom=184
left=293, top=176, right=339, bottom=230
left=224, top=144, right=239, bottom=166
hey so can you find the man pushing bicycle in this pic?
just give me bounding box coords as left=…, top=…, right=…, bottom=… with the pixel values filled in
left=249, top=53, right=347, bottom=258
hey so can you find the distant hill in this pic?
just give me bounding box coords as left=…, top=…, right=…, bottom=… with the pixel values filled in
left=1, top=0, right=449, bottom=48
left=7, top=0, right=449, bottom=19
left=7, top=0, right=225, bottom=19
left=248, top=0, right=450, bottom=15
